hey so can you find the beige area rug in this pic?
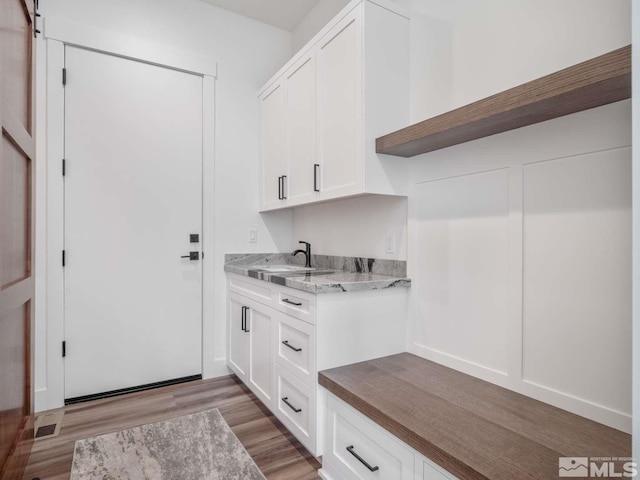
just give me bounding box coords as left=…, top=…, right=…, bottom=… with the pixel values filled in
left=70, top=408, right=265, bottom=480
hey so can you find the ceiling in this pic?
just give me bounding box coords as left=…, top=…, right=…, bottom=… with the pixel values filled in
left=199, top=0, right=320, bottom=31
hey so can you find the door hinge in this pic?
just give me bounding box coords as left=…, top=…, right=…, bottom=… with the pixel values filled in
left=62, top=68, right=67, bottom=86
left=62, top=158, right=66, bottom=176
left=62, top=250, right=66, bottom=267
left=62, top=341, right=66, bottom=358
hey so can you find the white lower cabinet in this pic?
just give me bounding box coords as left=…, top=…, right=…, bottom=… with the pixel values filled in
left=227, top=292, right=275, bottom=407
left=227, top=273, right=408, bottom=457
left=320, top=394, right=456, bottom=480
left=247, top=301, right=275, bottom=407
left=227, top=293, right=249, bottom=381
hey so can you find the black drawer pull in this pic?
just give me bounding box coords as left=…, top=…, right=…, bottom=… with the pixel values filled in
left=346, top=445, right=379, bottom=472
left=281, top=397, right=302, bottom=413
left=282, top=298, right=302, bottom=306
left=281, top=175, right=287, bottom=199
left=282, top=340, right=302, bottom=352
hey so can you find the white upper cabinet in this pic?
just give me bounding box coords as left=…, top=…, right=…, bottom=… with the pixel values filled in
left=285, top=50, right=318, bottom=205
left=317, top=10, right=362, bottom=199
left=260, top=80, right=286, bottom=209
left=258, top=0, right=409, bottom=211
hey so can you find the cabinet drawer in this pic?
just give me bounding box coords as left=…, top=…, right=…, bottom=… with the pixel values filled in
left=275, top=288, right=315, bottom=324
left=275, top=365, right=316, bottom=453
left=276, top=313, right=316, bottom=387
left=228, top=274, right=274, bottom=307
left=325, top=394, right=413, bottom=480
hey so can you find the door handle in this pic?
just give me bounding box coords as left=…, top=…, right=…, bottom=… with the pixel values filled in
left=314, top=164, right=320, bottom=192
left=241, top=306, right=250, bottom=333
left=181, top=251, right=200, bottom=260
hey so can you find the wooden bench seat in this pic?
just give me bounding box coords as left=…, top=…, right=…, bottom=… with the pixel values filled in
left=319, top=353, right=631, bottom=480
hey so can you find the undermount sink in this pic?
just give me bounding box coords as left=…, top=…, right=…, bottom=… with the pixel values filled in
left=252, top=265, right=315, bottom=272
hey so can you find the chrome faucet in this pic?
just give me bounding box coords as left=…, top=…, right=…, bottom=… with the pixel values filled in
left=292, top=241, right=312, bottom=268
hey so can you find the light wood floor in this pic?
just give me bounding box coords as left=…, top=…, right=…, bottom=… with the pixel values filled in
left=22, top=375, right=321, bottom=480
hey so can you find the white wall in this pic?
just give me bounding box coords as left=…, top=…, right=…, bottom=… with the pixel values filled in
left=292, top=195, right=407, bottom=259
left=632, top=0, right=640, bottom=462
left=291, top=0, right=351, bottom=53
left=409, top=0, right=631, bottom=112
left=35, top=0, right=293, bottom=410
left=290, top=0, right=632, bottom=432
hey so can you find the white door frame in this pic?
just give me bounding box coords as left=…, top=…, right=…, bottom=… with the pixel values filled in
left=42, top=18, right=217, bottom=409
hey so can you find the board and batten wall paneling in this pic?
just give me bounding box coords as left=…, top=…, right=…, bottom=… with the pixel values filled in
left=522, top=149, right=631, bottom=416
left=407, top=99, right=631, bottom=432
left=409, top=169, right=510, bottom=377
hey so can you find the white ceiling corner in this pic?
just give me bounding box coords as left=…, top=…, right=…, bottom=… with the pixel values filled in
left=199, top=0, right=321, bottom=31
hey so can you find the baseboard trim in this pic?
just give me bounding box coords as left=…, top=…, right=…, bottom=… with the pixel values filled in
left=64, top=374, right=202, bottom=405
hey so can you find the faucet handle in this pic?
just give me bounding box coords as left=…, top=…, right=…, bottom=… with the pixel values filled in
left=299, top=241, right=310, bottom=246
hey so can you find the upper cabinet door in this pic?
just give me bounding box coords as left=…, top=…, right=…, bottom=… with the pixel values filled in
left=260, top=80, right=286, bottom=210
left=317, top=8, right=363, bottom=200
left=285, top=51, right=318, bottom=206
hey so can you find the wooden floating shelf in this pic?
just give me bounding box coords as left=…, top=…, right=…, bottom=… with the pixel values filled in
left=376, top=45, right=631, bottom=157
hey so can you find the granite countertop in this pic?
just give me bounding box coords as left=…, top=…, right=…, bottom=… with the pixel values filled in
left=224, top=253, right=411, bottom=294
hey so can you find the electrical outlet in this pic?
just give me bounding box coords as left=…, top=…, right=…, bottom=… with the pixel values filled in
left=384, top=234, right=395, bottom=254
left=249, top=229, right=257, bottom=243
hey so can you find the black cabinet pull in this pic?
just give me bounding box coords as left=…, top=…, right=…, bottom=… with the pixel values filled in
left=241, top=306, right=246, bottom=331
left=278, top=176, right=282, bottom=200
left=241, top=306, right=249, bottom=332
left=282, top=175, right=287, bottom=199
left=282, top=298, right=302, bottom=306
left=314, top=164, right=320, bottom=192
left=282, top=340, right=302, bottom=352
left=346, top=445, right=379, bottom=472
left=281, top=397, right=302, bottom=413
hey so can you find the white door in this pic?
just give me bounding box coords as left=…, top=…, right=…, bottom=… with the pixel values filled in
left=317, top=9, right=363, bottom=200
left=285, top=51, right=318, bottom=206
left=248, top=301, right=274, bottom=406
left=228, top=293, right=249, bottom=382
left=260, top=81, right=287, bottom=210
left=63, top=46, right=204, bottom=400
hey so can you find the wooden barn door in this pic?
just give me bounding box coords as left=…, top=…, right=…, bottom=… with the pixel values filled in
left=0, top=0, right=36, bottom=478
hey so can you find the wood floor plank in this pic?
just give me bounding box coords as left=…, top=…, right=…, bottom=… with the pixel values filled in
left=22, top=375, right=321, bottom=479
